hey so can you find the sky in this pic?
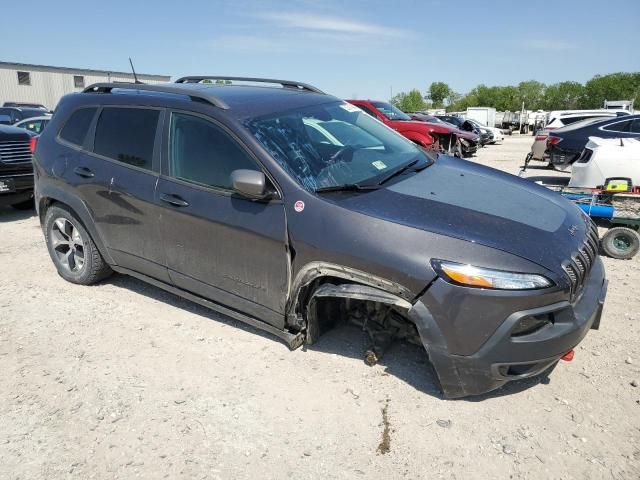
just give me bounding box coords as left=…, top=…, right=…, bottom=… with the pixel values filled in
left=1, top=0, right=639, bottom=100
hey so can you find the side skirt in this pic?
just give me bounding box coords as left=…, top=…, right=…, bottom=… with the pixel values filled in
left=111, top=266, right=305, bottom=350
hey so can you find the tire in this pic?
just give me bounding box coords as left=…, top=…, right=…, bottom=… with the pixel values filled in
left=43, top=204, right=113, bottom=284
left=601, top=227, right=640, bottom=260
left=11, top=198, right=35, bottom=210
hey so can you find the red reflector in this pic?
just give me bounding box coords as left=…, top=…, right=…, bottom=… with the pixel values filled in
left=560, top=349, right=575, bottom=361
left=29, top=136, right=38, bottom=154
left=547, top=136, right=562, bottom=146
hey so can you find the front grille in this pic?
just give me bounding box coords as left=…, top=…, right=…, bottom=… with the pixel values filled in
left=0, top=141, right=32, bottom=164
left=563, top=221, right=599, bottom=299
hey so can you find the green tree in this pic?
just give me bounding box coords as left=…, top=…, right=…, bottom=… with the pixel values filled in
left=427, top=82, right=452, bottom=108
left=542, top=81, right=584, bottom=110
left=390, top=89, right=427, bottom=112
left=516, top=80, right=546, bottom=110
left=581, top=72, right=640, bottom=108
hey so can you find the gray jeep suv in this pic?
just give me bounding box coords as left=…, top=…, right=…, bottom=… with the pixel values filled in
left=33, top=77, right=607, bottom=398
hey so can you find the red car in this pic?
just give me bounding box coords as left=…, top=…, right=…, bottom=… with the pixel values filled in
left=409, top=113, right=480, bottom=157
left=346, top=100, right=467, bottom=156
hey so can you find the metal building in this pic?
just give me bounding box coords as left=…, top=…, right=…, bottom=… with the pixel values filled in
left=0, top=61, right=171, bottom=110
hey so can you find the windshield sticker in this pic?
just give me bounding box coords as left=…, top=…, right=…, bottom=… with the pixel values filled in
left=372, top=160, right=387, bottom=170
left=294, top=200, right=305, bottom=212
left=340, top=103, right=362, bottom=113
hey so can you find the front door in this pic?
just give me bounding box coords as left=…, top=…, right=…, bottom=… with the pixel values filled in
left=156, top=111, right=289, bottom=328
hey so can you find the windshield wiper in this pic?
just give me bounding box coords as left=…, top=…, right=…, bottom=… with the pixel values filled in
left=315, top=183, right=378, bottom=193
left=374, top=159, right=421, bottom=186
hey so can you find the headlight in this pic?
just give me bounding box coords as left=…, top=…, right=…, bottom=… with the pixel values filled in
left=432, top=260, right=552, bottom=290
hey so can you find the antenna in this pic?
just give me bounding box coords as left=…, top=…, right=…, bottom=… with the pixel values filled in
left=129, top=58, right=143, bottom=84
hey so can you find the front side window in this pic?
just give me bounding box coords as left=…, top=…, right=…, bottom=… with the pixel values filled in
left=169, top=113, right=259, bottom=190
left=247, top=101, right=429, bottom=192
left=59, top=107, right=97, bottom=147
left=94, top=108, right=159, bottom=169
left=370, top=101, right=411, bottom=121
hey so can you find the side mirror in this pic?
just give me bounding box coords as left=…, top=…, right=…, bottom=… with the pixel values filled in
left=231, top=169, right=267, bottom=199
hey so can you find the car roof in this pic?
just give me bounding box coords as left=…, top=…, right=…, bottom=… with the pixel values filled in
left=81, top=80, right=337, bottom=120
left=15, top=115, right=51, bottom=124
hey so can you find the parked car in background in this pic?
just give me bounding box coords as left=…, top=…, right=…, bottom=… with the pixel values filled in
left=0, top=123, right=36, bottom=209
left=545, top=110, right=627, bottom=130
left=14, top=115, right=51, bottom=135
left=466, top=118, right=504, bottom=144
left=3, top=102, right=49, bottom=111
left=437, top=115, right=493, bottom=145
left=347, top=100, right=461, bottom=155
left=569, top=137, right=640, bottom=188
left=33, top=77, right=607, bottom=398
left=547, top=114, right=640, bottom=169
left=409, top=113, right=480, bottom=157
left=0, top=107, right=51, bottom=126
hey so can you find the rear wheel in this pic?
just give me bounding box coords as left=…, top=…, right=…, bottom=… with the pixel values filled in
left=43, top=205, right=113, bottom=284
left=601, top=227, right=640, bottom=260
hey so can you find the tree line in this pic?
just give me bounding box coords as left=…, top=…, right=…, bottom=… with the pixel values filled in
left=390, top=73, right=640, bottom=113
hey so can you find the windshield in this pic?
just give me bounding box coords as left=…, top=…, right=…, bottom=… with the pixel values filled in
left=246, top=101, right=429, bottom=192
left=371, top=101, right=412, bottom=121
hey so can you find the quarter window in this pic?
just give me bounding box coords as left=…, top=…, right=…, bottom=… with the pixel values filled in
left=603, top=120, right=632, bottom=133
left=59, top=107, right=97, bottom=147
left=17, top=71, right=31, bottom=86
left=169, top=113, right=259, bottom=190
left=94, top=108, right=159, bottom=170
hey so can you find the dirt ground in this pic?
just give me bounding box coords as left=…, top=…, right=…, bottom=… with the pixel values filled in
left=1, top=134, right=639, bottom=480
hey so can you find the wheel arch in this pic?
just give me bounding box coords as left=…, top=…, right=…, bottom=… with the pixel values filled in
left=38, top=185, right=115, bottom=266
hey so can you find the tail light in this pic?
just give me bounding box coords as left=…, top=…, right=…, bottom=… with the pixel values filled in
left=29, top=136, right=38, bottom=154
left=547, top=136, right=562, bottom=146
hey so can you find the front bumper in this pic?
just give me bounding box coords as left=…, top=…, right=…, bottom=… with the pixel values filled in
left=409, top=257, right=607, bottom=398
left=0, top=171, right=34, bottom=206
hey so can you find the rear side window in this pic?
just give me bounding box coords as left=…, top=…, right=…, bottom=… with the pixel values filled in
left=169, top=112, right=258, bottom=190
left=59, top=107, right=97, bottom=146
left=631, top=119, right=640, bottom=134
left=94, top=108, right=159, bottom=170
left=602, top=120, right=632, bottom=133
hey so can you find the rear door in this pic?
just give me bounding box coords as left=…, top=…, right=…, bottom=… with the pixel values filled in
left=155, top=110, right=289, bottom=327
left=60, top=105, right=169, bottom=282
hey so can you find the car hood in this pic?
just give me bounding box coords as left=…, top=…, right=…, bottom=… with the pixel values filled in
left=0, top=123, right=34, bottom=141
left=391, top=120, right=452, bottom=135
left=332, top=156, right=589, bottom=272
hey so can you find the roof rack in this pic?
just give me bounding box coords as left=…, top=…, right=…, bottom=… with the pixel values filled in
left=174, top=76, right=325, bottom=94
left=83, top=82, right=230, bottom=110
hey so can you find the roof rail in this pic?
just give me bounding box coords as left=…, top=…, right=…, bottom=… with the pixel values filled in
left=174, top=76, right=325, bottom=94
left=82, top=82, right=230, bottom=110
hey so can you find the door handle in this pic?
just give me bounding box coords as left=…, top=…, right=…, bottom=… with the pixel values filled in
left=159, top=193, right=189, bottom=207
left=73, top=166, right=94, bottom=178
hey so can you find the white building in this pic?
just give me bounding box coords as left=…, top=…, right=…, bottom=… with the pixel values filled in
left=0, top=61, right=171, bottom=110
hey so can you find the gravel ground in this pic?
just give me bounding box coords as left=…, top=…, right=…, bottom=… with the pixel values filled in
left=1, top=134, right=639, bottom=480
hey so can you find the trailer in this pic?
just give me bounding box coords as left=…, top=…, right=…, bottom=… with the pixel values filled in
left=465, top=107, right=496, bottom=128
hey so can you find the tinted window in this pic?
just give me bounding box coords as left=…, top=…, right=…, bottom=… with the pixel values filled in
left=356, top=104, right=380, bottom=118
left=603, top=120, right=632, bottom=133
left=94, top=108, right=159, bottom=169
left=631, top=119, right=640, bottom=134
left=22, top=120, right=44, bottom=134
left=370, top=101, right=411, bottom=121
left=59, top=107, right=97, bottom=146
left=169, top=113, right=258, bottom=190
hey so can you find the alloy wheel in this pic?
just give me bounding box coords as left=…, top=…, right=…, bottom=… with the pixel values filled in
left=50, top=218, right=85, bottom=272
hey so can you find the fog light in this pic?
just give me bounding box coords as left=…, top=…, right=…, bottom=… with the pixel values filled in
left=511, top=314, right=553, bottom=337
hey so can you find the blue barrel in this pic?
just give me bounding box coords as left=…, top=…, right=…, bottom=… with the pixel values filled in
left=576, top=203, right=614, bottom=219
